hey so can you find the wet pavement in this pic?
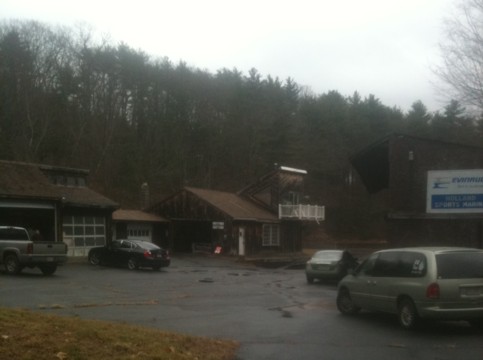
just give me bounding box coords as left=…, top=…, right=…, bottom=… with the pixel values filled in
left=1, top=255, right=482, bottom=360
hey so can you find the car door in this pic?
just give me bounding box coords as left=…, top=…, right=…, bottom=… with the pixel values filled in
left=369, top=251, right=402, bottom=313
left=116, top=240, right=134, bottom=265
left=102, top=241, right=121, bottom=265
left=348, top=253, right=379, bottom=309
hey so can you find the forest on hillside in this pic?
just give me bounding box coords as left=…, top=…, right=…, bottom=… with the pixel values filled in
left=1, top=20, right=483, bottom=237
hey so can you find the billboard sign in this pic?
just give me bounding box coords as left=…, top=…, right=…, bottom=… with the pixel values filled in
left=427, top=169, right=483, bottom=213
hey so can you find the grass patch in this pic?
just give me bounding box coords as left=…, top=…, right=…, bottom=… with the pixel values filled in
left=0, top=307, right=239, bottom=360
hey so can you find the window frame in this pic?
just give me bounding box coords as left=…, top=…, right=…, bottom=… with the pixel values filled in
left=262, top=224, right=280, bottom=247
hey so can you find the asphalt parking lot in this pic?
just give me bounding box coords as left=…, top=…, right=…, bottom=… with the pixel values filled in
left=1, top=255, right=483, bottom=360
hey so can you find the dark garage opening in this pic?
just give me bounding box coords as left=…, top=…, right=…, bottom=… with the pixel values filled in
left=172, top=220, right=212, bottom=253
left=0, top=207, right=56, bottom=242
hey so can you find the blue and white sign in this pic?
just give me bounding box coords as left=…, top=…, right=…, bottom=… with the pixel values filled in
left=427, top=170, right=483, bottom=213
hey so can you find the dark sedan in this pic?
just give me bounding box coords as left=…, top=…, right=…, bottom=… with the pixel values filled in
left=88, top=239, right=170, bottom=270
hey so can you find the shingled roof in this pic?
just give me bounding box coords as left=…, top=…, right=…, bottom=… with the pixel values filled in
left=113, top=209, right=168, bottom=222
left=185, top=187, right=278, bottom=222
left=0, top=160, right=118, bottom=209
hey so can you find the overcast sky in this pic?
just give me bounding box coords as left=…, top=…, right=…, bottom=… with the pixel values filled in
left=1, top=0, right=456, bottom=112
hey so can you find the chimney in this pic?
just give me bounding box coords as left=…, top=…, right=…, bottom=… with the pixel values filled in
left=140, top=182, right=150, bottom=209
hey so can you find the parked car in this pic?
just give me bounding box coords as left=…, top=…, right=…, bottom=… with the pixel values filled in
left=88, top=239, right=170, bottom=270
left=0, top=226, right=67, bottom=275
left=336, top=247, right=483, bottom=330
left=305, top=250, right=358, bottom=283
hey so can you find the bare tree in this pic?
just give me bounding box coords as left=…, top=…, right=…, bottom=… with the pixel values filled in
left=437, top=0, right=483, bottom=113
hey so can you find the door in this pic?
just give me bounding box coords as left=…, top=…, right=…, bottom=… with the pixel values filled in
left=348, top=253, right=378, bottom=309
left=116, top=240, right=134, bottom=266
left=238, top=227, right=246, bottom=256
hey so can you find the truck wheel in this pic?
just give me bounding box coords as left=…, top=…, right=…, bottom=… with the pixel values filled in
left=4, top=254, right=22, bottom=275
left=39, top=264, right=57, bottom=276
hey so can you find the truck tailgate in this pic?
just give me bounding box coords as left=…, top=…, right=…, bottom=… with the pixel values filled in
left=32, top=242, right=68, bottom=262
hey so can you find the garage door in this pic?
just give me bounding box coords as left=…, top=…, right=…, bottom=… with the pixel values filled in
left=127, top=224, right=152, bottom=242
left=63, top=216, right=106, bottom=257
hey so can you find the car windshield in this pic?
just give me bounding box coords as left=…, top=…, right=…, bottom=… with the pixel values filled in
left=436, top=251, right=483, bottom=279
left=313, top=251, right=342, bottom=261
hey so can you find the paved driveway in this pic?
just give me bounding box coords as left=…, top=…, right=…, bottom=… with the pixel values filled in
left=1, top=255, right=482, bottom=360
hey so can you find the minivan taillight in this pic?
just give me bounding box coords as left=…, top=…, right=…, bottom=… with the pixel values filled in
left=426, top=282, right=440, bottom=299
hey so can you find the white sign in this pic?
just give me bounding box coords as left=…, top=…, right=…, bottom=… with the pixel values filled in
left=212, top=221, right=224, bottom=229
left=427, top=169, right=483, bottom=213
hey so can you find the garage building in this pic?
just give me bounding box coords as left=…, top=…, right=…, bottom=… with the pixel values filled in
left=0, top=160, right=118, bottom=257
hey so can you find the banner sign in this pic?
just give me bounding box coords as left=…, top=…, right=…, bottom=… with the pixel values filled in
left=427, top=169, right=483, bottom=213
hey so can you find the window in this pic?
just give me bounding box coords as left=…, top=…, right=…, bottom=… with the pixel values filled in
left=46, top=173, right=87, bottom=187
left=0, top=228, right=29, bottom=241
left=373, top=252, right=400, bottom=277
left=262, top=224, right=280, bottom=246
left=357, top=254, right=378, bottom=276
left=128, top=229, right=150, bottom=237
left=63, top=216, right=106, bottom=256
left=121, top=241, right=133, bottom=249
left=281, top=191, right=301, bottom=205
left=126, top=224, right=151, bottom=241
left=372, top=251, right=427, bottom=278
left=437, top=252, right=483, bottom=279
left=399, top=252, right=427, bottom=277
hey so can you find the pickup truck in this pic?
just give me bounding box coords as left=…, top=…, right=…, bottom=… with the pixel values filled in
left=0, top=226, right=68, bottom=275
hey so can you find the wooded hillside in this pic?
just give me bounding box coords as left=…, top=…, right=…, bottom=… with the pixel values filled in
left=2, top=20, right=482, bottom=237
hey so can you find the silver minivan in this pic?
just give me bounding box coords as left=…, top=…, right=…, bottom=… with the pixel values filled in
left=337, top=247, right=483, bottom=329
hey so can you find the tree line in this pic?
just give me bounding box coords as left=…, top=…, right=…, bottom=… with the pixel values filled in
left=1, top=20, right=482, bottom=230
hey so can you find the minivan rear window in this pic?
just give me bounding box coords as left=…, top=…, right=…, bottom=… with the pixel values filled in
left=436, top=252, right=483, bottom=279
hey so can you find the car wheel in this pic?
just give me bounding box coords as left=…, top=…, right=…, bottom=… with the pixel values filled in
left=306, top=274, right=314, bottom=284
left=4, top=254, right=22, bottom=275
left=39, top=264, right=57, bottom=275
left=88, top=251, right=101, bottom=266
left=337, top=288, right=360, bottom=315
left=398, top=298, right=419, bottom=330
left=127, top=258, right=138, bottom=270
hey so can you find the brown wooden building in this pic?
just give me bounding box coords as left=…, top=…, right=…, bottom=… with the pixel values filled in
left=351, top=134, right=483, bottom=248
left=0, top=160, right=118, bottom=257
left=149, top=166, right=324, bottom=257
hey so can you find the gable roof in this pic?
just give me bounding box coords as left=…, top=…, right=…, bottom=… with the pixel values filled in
left=0, top=160, right=118, bottom=209
left=113, top=209, right=168, bottom=222
left=185, top=187, right=278, bottom=222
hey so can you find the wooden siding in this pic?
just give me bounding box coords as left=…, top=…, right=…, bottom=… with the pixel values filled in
left=389, top=136, right=483, bottom=213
